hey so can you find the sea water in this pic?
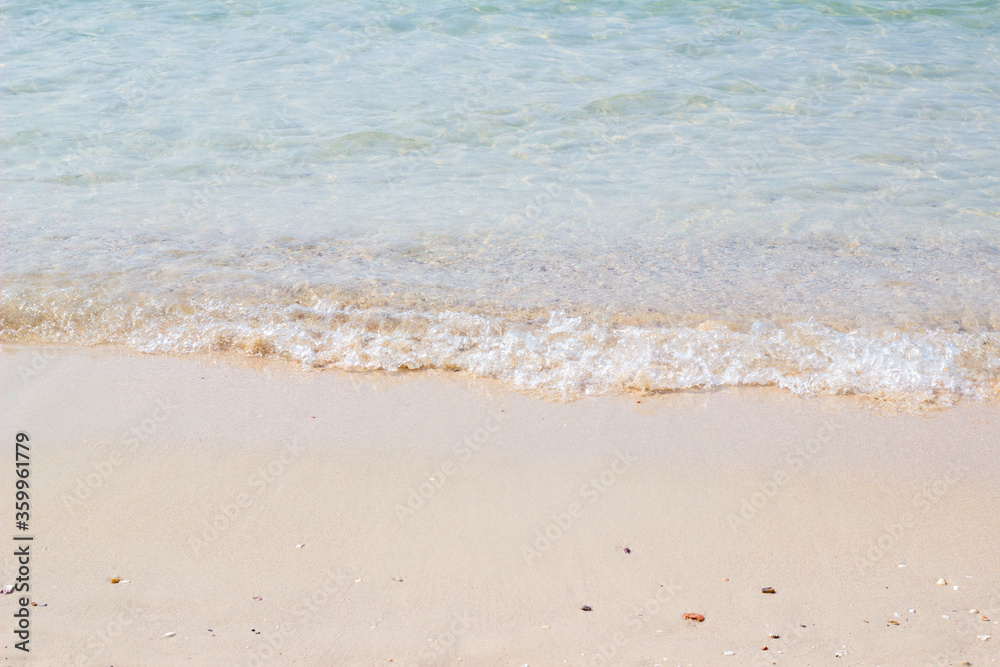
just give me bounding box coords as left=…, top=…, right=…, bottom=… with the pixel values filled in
left=3, top=1, right=999, bottom=406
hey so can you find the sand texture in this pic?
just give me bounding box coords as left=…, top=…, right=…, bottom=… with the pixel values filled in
left=2, top=347, right=999, bottom=666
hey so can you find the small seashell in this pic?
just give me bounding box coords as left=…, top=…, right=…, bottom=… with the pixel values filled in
left=761, top=646, right=768, bottom=650
left=580, top=605, right=592, bottom=611
left=970, top=609, right=979, bottom=614
left=888, top=620, right=899, bottom=625
left=110, top=578, right=120, bottom=584
left=252, top=596, right=262, bottom=601
left=936, top=578, right=947, bottom=586
left=163, top=632, right=176, bottom=638
left=761, top=587, right=776, bottom=594
left=977, top=635, right=991, bottom=641
left=723, top=651, right=735, bottom=656
left=296, top=544, right=305, bottom=548
left=621, top=547, right=630, bottom=554
left=769, top=634, right=779, bottom=639
left=0, top=585, right=13, bottom=595
left=683, top=613, right=705, bottom=622
left=983, top=616, right=990, bottom=622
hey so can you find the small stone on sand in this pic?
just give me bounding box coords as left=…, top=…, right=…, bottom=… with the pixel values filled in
left=164, top=632, right=176, bottom=638
left=683, top=613, right=705, bottom=622
left=762, top=587, right=776, bottom=594
left=110, top=578, right=120, bottom=584
left=580, top=605, right=592, bottom=611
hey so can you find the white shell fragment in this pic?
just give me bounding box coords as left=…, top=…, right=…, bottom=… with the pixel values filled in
left=164, top=632, right=176, bottom=638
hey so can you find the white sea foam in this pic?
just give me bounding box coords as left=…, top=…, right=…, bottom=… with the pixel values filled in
left=4, top=286, right=998, bottom=407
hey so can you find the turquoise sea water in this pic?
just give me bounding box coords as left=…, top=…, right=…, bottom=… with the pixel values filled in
left=3, top=1, right=1000, bottom=406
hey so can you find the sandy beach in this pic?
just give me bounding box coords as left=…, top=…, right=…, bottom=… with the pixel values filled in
left=0, top=346, right=997, bottom=666
left=6, top=0, right=1000, bottom=664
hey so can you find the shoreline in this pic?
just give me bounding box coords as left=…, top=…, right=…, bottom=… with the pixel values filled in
left=2, top=346, right=999, bottom=665
left=8, top=341, right=999, bottom=415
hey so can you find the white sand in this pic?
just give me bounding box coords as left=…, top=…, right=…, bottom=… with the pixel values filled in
left=2, top=346, right=999, bottom=666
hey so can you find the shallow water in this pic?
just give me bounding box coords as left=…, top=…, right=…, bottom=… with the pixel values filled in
left=3, top=1, right=1000, bottom=406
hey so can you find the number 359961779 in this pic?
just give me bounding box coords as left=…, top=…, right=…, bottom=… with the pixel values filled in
left=16, top=433, right=30, bottom=530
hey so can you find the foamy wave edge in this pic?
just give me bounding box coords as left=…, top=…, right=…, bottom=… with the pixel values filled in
left=4, top=297, right=1000, bottom=408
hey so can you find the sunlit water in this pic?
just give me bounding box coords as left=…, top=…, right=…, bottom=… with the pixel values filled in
left=3, top=1, right=1000, bottom=406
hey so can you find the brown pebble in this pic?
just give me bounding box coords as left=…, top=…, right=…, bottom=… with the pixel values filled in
left=888, top=620, right=899, bottom=625
left=683, top=613, right=705, bottom=622
left=581, top=605, right=592, bottom=611
left=110, top=578, right=120, bottom=584
left=762, top=587, right=775, bottom=594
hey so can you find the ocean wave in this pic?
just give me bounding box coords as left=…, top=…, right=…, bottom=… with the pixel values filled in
left=4, top=290, right=998, bottom=408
